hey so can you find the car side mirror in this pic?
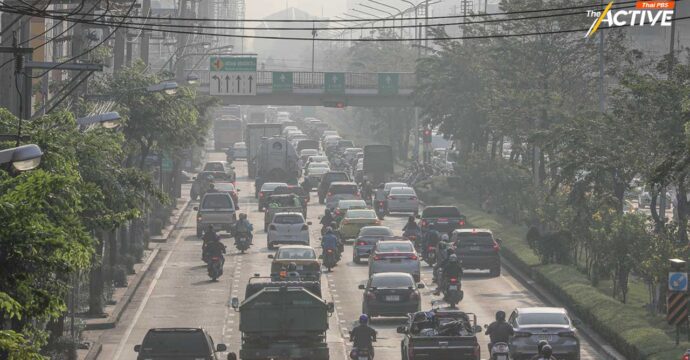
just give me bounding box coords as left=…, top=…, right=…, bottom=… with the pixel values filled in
left=417, top=283, right=425, bottom=289
left=216, top=344, right=227, bottom=352
left=396, top=326, right=406, bottom=334
left=192, top=176, right=196, bottom=180
left=227, top=353, right=237, bottom=360
left=193, top=206, right=199, bottom=211
left=254, top=273, right=260, bottom=277
left=358, top=284, right=366, bottom=290
left=473, top=325, right=483, bottom=334
left=495, top=238, right=503, bottom=244
left=307, top=221, right=313, bottom=225
left=134, top=345, right=141, bottom=352
left=268, top=254, right=274, bottom=259
left=572, top=318, right=582, bottom=326
left=231, top=297, right=239, bottom=309
left=327, top=302, right=335, bottom=313
left=415, top=214, right=421, bottom=219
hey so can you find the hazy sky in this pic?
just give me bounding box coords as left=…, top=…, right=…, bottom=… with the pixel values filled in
left=247, top=0, right=348, bottom=19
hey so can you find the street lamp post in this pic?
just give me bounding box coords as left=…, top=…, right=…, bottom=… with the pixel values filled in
left=312, top=23, right=317, bottom=73
left=369, top=0, right=404, bottom=38
left=359, top=4, right=393, bottom=27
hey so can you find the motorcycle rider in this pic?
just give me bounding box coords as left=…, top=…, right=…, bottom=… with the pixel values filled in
left=202, top=225, right=221, bottom=261
left=234, top=213, right=254, bottom=245
left=434, top=254, right=462, bottom=295
left=322, top=227, right=340, bottom=262
left=529, top=340, right=549, bottom=360
left=433, top=247, right=457, bottom=283
left=203, top=228, right=226, bottom=268
left=485, top=310, right=514, bottom=353
left=422, top=225, right=441, bottom=260
left=349, top=314, right=377, bottom=359
left=225, top=147, right=235, bottom=162
left=373, top=183, right=386, bottom=213
left=284, top=262, right=302, bottom=281
left=320, top=209, right=335, bottom=232
left=402, top=215, right=420, bottom=236
left=532, top=344, right=557, bottom=360
left=361, top=179, right=372, bottom=203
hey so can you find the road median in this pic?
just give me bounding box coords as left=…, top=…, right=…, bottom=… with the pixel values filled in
left=415, top=177, right=690, bottom=360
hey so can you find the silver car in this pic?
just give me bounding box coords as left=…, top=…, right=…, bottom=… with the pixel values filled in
left=509, top=307, right=581, bottom=360
left=232, top=142, right=247, bottom=159
left=267, top=212, right=312, bottom=249
left=368, top=240, right=420, bottom=282
left=325, top=181, right=360, bottom=210
left=386, top=186, right=419, bottom=215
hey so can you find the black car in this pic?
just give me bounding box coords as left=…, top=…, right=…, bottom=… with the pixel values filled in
left=451, top=228, right=501, bottom=277
left=134, top=327, right=235, bottom=360
left=359, top=272, right=423, bottom=317
left=317, top=171, right=350, bottom=204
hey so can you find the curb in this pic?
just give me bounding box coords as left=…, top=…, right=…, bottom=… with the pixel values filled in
left=81, top=199, right=191, bottom=359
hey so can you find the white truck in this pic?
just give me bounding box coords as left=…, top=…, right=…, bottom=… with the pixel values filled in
left=245, top=123, right=283, bottom=179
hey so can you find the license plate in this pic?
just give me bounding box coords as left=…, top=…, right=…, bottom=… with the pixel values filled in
left=496, top=355, right=508, bottom=360
left=389, top=259, right=401, bottom=263
left=449, top=285, right=458, bottom=290
left=470, top=246, right=480, bottom=251
left=358, top=357, right=368, bottom=360
left=385, top=295, right=400, bottom=301
left=538, top=335, right=552, bottom=341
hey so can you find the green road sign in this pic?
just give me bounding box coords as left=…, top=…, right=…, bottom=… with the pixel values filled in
left=272, top=72, right=293, bottom=92
left=324, top=72, right=345, bottom=94
left=378, top=73, right=399, bottom=95
left=161, top=154, right=173, bottom=172
left=210, top=56, right=257, bottom=72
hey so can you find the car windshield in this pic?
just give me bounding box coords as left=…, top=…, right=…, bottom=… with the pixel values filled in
left=141, top=331, right=209, bottom=355
left=234, top=143, right=246, bottom=149
left=277, top=248, right=316, bottom=260
left=330, top=184, right=358, bottom=194
left=371, top=275, right=414, bottom=288
left=360, top=227, right=393, bottom=236
left=310, top=168, right=329, bottom=175
left=422, top=207, right=461, bottom=217
left=274, top=215, right=304, bottom=224
left=201, top=194, right=233, bottom=209
left=377, top=242, right=414, bottom=253
left=517, top=312, right=570, bottom=326
left=309, top=163, right=329, bottom=169
left=214, top=183, right=235, bottom=192
left=456, top=233, right=494, bottom=245
left=347, top=210, right=376, bottom=219
left=391, top=187, right=416, bottom=195
left=203, top=163, right=224, bottom=172
left=261, top=183, right=287, bottom=191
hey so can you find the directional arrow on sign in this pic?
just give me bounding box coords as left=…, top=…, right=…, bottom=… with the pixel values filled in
left=212, top=75, right=221, bottom=93
left=225, top=75, right=230, bottom=93
left=236, top=75, right=241, bottom=93
left=248, top=75, right=254, bottom=93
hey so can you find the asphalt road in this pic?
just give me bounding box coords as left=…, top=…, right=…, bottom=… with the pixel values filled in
left=97, top=151, right=605, bottom=360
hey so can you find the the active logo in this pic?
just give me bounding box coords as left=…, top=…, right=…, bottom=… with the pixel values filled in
left=585, top=0, right=675, bottom=38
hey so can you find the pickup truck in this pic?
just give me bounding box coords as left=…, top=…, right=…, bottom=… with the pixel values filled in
left=263, top=194, right=305, bottom=232
left=195, top=193, right=237, bottom=237
left=397, top=308, right=482, bottom=360
left=420, top=206, right=467, bottom=235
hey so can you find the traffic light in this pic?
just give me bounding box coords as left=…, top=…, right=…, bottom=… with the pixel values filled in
left=422, top=129, right=432, bottom=143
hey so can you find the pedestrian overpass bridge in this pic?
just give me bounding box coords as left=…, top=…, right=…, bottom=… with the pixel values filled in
left=197, top=70, right=415, bottom=107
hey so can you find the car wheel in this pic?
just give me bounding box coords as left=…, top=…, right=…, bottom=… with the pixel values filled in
left=268, top=241, right=275, bottom=250
left=490, top=265, right=501, bottom=277
left=196, top=227, right=202, bottom=237
left=264, top=223, right=268, bottom=232
left=353, top=254, right=360, bottom=264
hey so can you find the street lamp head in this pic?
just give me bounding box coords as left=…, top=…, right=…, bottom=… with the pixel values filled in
left=5, top=144, right=43, bottom=171
left=76, top=111, right=122, bottom=129
left=146, top=81, right=178, bottom=95
left=186, top=74, right=200, bottom=85
left=202, top=42, right=211, bottom=50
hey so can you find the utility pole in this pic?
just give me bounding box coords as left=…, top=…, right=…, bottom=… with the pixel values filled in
left=424, top=0, right=429, bottom=52
left=660, top=6, right=677, bottom=220
left=140, top=0, right=151, bottom=66
left=312, top=23, right=317, bottom=72
left=598, top=0, right=605, bottom=113
left=0, top=5, right=31, bottom=117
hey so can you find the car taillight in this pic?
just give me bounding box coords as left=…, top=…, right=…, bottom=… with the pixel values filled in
left=408, top=254, right=418, bottom=260
left=410, top=196, right=417, bottom=200
left=327, top=249, right=334, bottom=253
left=378, top=201, right=385, bottom=206
left=279, top=271, right=287, bottom=278
left=327, top=192, right=332, bottom=197
left=211, top=256, right=220, bottom=261
left=335, top=209, right=341, bottom=215
left=357, top=241, right=367, bottom=246
left=421, top=220, right=427, bottom=227
left=450, top=277, right=458, bottom=284
left=197, top=216, right=202, bottom=221
left=387, top=195, right=393, bottom=200
left=458, top=219, right=465, bottom=226
left=683, top=354, right=689, bottom=360
left=367, top=292, right=376, bottom=301
left=558, top=331, right=576, bottom=337
left=269, top=225, right=276, bottom=231
left=301, top=224, right=309, bottom=231
left=493, top=242, right=500, bottom=252
left=374, top=220, right=381, bottom=225
left=373, top=255, right=381, bottom=261
left=428, top=246, right=435, bottom=251
left=259, top=192, right=264, bottom=198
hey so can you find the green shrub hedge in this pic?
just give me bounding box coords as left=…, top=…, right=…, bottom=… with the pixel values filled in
left=415, top=179, right=690, bottom=359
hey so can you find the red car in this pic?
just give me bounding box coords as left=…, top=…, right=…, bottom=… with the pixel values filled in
left=214, top=182, right=239, bottom=210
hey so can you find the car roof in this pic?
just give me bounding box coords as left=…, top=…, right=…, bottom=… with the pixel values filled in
left=274, top=212, right=304, bottom=217
left=360, top=226, right=391, bottom=231
left=337, top=200, right=366, bottom=206
left=330, top=181, right=357, bottom=186
left=453, top=228, right=492, bottom=234
left=346, top=209, right=376, bottom=216
left=375, top=240, right=413, bottom=247
left=516, top=307, right=567, bottom=314
left=371, top=272, right=413, bottom=279
left=390, top=186, right=414, bottom=192
left=277, top=245, right=314, bottom=250
left=261, top=182, right=288, bottom=188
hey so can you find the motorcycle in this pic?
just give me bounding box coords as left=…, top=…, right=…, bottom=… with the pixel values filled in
left=374, top=200, right=385, bottom=220
left=323, top=248, right=338, bottom=272
left=490, top=342, right=511, bottom=360
left=207, top=255, right=224, bottom=281
left=442, top=277, right=463, bottom=308
left=349, top=347, right=372, bottom=360
left=235, top=233, right=250, bottom=254
left=424, top=245, right=437, bottom=266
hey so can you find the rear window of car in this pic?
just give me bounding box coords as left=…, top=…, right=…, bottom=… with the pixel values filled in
left=371, top=275, right=414, bottom=288
left=141, top=330, right=209, bottom=355
left=390, top=187, right=416, bottom=195
left=377, top=242, right=414, bottom=253
left=456, top=233, right=494, bottom=246
left=338, top=140, right=355, bottom=147
left=214, top=183, right=235, bottom=192
left=360, top=227, right=393, bottom=236
left=234, top=143, right=246, bottom=149
left=261, top=183, right=287, bottom=191
left=517, top=312, right=570, bottom=326
left=310, top=156, right=328, bottom=162
left=274, top=214, right=304, bottom=224
left=203, top=163, right=224, bottom=172
left=277, top=248, right=316, bottom=260
left=384, top=183, right=407, bottom=191
left=324, top=173, right=349, bottom=182
left=309, top=163, right=329, bottom=168
left=329, top=184, right=358, bottom=194
left=201, top=194, right=233, bottom=209
left=346, top=210, right=377, bottom=219
left=422, top=207, right=461, bottom=218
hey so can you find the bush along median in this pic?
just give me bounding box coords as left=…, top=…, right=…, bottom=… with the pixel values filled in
left=415, top=177, right=690, bottom=360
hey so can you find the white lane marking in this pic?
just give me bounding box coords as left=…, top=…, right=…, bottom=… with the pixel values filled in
left=113, top=208, right=191, bottom=360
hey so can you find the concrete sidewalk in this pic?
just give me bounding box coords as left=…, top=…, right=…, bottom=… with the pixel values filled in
left=78, top=187, right=191, bottom=360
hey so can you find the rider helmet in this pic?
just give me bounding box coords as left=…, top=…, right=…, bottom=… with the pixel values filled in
left=239, top=213, right=247, bottom=220
left=408, top=215, right=416, bottom=222
left=495, top=310, right=506, bottom=322
left=325, top=226, right=333, bottom=233
left=537, top=340, right=549, bottom=353
left=441, top=234, right=449, bottom=242
left=324, top=209, right=331, bottom=216
left=359, top=314, right=369, bottom=325
left=449, top=254, right=458, bottom=262
left=541, top=345, right=553, bottom=357
left=287, top=262, right=298, bottom=272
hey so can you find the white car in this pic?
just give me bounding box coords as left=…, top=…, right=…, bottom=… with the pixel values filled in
left=300, top=149, right=319, bottom=164
left=306, top=167, right=329, bottom=188
left=282, top=125, right=298, bottom=135
left=306, top=162, right=330, bottom=174
left=386, top=187, right=419, bottom=215
left=321, top=130, right=338, bottom=140
left=323, top=135, right=342, bottom=149
left=267, top=212, right=311, bottom=249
